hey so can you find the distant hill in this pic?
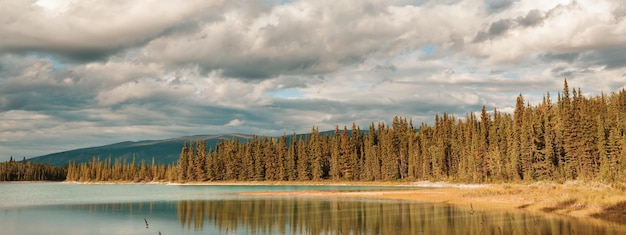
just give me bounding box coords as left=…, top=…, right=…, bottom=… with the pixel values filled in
left=27, top=129, right=370, bottom=166
left=28, top=134, right=255, bottom=166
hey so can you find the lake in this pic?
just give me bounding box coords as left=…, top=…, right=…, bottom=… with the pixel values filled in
left=1, top=182, right=624, bottom=234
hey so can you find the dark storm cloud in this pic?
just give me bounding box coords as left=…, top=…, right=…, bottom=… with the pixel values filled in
left=473, top=9, right=545, bottom=43
left=473, top=19, right=514, bottom=42
left=489, top=19, right=515, bottom=36
left=515, top=9, right=545, bottom=27
left=4, top=44, right=139, bottom=63
left=0, top=63, right=92, bottom=111
left=472, top=31, right=490, bottom=43
left=138, top=102, right=258, bottom=128
left=543, top=48, right=626, bottom=76
left=218, top=56, right=323, bottom=80
left=487, top=0, right=514, bottom=14
left=550, top=65, right=598, bottom=79
left=372, top=64, right=398, bottom=73
left=540, top=52, right=581, bottom=63
left=0, top=54, right=172, bottom=110
left=581, top=48, right=626, bottom=70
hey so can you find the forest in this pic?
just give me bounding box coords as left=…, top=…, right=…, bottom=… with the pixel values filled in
left=0, top=156, right=66, bottom=181
left=5, top=80, right=626, bottom=183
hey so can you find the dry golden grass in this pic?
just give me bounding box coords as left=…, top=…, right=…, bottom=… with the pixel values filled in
left=384, top=181, right=626, bottom=225
left=239, top=180, right=626, bottom=225
left=459, top=181, right=626, bottom=218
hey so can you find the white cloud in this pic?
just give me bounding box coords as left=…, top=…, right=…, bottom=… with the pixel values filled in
left=0, top=0, right=625, bottom=161
left=142, top=0, right=484, bottom=79
left=225, top=119, right=245, bottom=127
left=469, top=0, right=626, bottom=63
left=0, top=1, right=223, bottom=61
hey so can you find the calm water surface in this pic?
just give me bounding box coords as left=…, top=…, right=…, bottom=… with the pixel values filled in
left=1, top=182, right=624, bottom=234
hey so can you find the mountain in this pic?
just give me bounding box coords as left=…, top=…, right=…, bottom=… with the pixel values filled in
left=28, top=134, right=254, bottom=166
left=28, top=129, right=370, bottom=166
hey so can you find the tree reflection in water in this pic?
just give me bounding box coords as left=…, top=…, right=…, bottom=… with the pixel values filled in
left=173, top=198, right=624, bottom=235
left=61, top=198, right=625, bottom=234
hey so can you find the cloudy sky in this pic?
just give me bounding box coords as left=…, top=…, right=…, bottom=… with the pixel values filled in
left=1, top=0, right=625, bottom=161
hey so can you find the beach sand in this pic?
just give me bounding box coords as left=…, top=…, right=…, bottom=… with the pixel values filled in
left=236, top=181, right=626, bottom=226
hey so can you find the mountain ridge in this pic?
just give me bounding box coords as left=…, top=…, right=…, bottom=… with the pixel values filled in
left=28, top=133, right=255, bottom=166
left=28, top=129, right=369, bottom=166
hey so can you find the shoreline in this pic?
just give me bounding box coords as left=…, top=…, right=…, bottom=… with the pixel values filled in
left=61, top=180, right=626, bottom=225
left=235, top=180, right=626, bottom=226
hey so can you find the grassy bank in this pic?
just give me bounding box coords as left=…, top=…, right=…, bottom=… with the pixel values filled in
left=239, top=180, right=626, bottom=226
left=457, top=181, right=626, bottom=224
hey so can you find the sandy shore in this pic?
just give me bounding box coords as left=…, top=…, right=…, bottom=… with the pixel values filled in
left=238, top=181, right=626, bottom=226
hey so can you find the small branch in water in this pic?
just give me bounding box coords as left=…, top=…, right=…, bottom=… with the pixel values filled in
left=144, top=218, right=152, bottom=235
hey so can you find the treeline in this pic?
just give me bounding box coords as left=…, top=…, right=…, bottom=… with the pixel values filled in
left=172, top=81, right=626, bottom=183
left=174, top=123, right=412, bottom=182
left=0, top=157, right=66, bottom=181
left=65, top=157, right=177, bottom=182
left=67, top=80, right=626, bottom=183
left=414, top=81, right=626, bottom=182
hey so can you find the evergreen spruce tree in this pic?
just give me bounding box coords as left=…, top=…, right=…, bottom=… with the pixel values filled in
left=195, top=140, right=207, bottom=181
left=178, top=142, right=190, bottom=182
left=297, top=136, right=311, bottom=180
left=310, top=127, right=324, bottom=180
left=276, top=134, right=288, bottom=181
left=287, top=133, right=298, bottom=181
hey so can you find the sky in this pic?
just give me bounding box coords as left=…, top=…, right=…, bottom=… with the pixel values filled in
left=1, top=0, right=625, bottom=161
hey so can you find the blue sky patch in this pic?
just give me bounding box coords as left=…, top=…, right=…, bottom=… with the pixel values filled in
left=265, top=89, right=304, bottom=99
left=420, top=45, right=438, bottom=55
